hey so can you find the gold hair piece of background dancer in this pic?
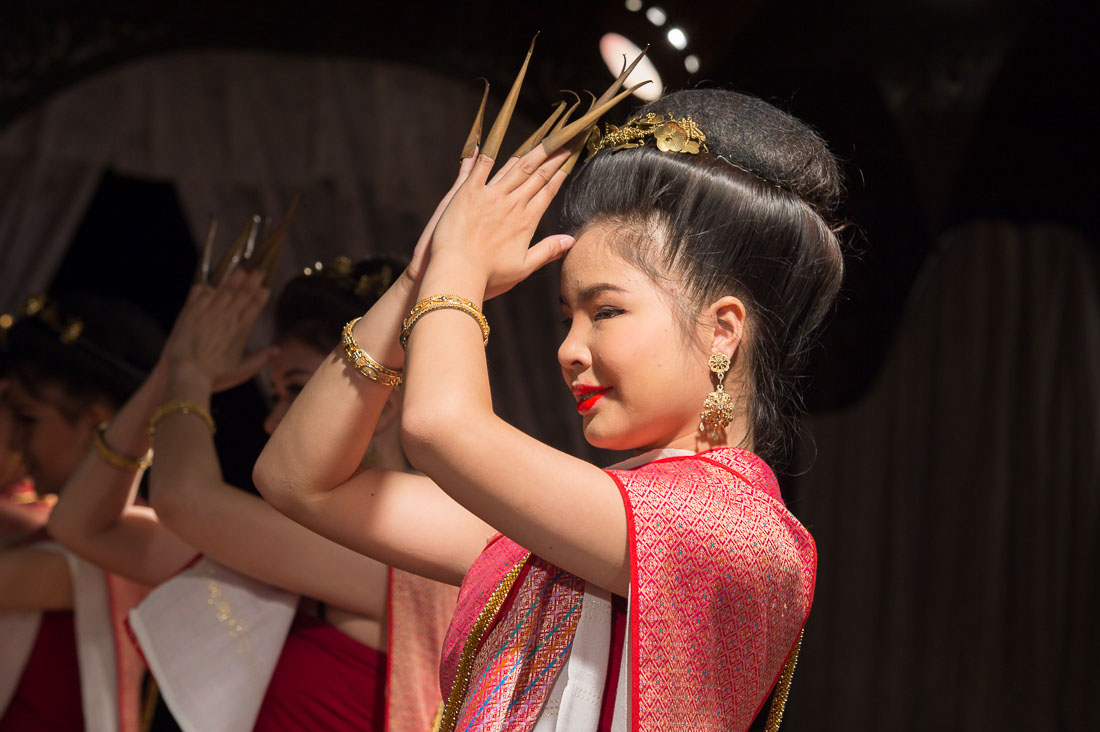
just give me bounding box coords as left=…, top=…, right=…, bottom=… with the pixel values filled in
left=148, top=401, right=216, bottom=439
left=401, top=295, right=489, bottom=350
left=93, top=423, right=152, bottom=471
left=342, top=317, right=403, bottom=387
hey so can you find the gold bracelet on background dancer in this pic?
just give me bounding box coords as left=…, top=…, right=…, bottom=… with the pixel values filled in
left=342, top=317, right=404, bottom=386
left=147, top=401, right=216, bottom=440
left=400, top=295, right=489, bottom=350
left=93, top=423, right=153, bottom=471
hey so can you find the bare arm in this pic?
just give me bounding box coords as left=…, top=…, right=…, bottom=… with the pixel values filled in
left=150, top=270, right=392, bottom=608
left=47, top=361, right=197, bottom=587
left=0, top=547, right=73, bottom=610
left=255, top=157, right=495, bottom=583
left=401, top=147, right=630, bottom=595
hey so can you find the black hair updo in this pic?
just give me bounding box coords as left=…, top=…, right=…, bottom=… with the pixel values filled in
left=562, top=89, right=845, bottom=468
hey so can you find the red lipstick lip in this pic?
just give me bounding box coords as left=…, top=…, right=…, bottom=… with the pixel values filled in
left=573, top=385, right=610, bottom=413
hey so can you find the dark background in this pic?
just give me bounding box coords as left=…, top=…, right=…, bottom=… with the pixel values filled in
left=1, top=1, right=1095, bottom=729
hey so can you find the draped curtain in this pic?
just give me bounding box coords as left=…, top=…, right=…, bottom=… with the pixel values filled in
left=1, top=51, right=1096, bottom=730
left=787, top=221, right=1099, bottom=731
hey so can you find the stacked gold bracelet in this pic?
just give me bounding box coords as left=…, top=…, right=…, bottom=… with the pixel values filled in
left=342, top=317, right=404, bottom=386
left=93, top=423, right=153, bottom=471
left=400, top=294, right=489, bottom=350
left=147, top=400, right=216, bottom=439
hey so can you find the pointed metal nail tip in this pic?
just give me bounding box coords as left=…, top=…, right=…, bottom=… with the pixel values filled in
left=560, top=137, right=587, bottom=176
left=211, top=216, right=260, bottom=284
left=541, top=81, right=650, bottom=152
left=256, top=195, right=300, bottom=285
left=461, top=79, right=490, bottom=159
left=481, top=33, right=538, bottom=160
left=194, top=219, right=217, bottom=285
left=511, top=100, right=567, bottom=158
left=593, top=46, right=649, bottom=108
left=548, top=91, right=582, bottom=136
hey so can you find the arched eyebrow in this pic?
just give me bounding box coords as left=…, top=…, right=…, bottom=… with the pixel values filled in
left=559, top=283, right=627, bottom=307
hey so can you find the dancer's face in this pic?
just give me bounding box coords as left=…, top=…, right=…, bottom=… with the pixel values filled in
left=558, top=224, right=715, bottom=452
left=264, top=338, right=327, bottom=435
left=4, top=380, right=106, bottom=495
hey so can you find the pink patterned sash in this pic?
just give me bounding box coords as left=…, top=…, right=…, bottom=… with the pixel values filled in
left=606, top=448, right=816, bottom=731
left=440, top=448, right=815, bottom=732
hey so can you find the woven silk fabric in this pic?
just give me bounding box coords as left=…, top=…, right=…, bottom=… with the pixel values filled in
left=606, top=448, right=816, bottom=731
left=386, top=568, right=458, bottom=732
left=441, top=537, right=586, bottom=732
left=442, top=448, right=814, bottom=732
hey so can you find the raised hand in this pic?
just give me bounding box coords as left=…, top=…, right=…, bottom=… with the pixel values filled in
left=163, top=269, right=276, bottom=392
left=427, top=143, right=577, bottom=299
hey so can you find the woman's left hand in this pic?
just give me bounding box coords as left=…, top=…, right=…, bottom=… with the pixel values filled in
left=164, top=269, right=277, bottom=392
left=428, top=145, right=577, bottom=299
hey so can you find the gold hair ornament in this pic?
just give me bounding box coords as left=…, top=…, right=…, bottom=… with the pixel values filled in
left=699, top=352, right=734, bottom=440
left=586, top=113, right=708, bottom=160
left=401, top=295, right=489, bottom=350
left=148, top=400, right=216, bottom=439
left=341, top=318, right=403, bottom=387
left=93, top=423, right=152, bottom=471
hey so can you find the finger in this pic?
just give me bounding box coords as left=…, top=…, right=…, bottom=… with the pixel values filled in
left=467, top=153, right=496, bottom=186
left=497, top=145, right=553, bottom=192
left=523, top=234, right=577, bottom=276
left=517, top=148, right=570, bottom=203
left=487, top=156, right=522, bottom=186
left=214, top=346, right=280, bottom=393
left=525, top=165, right=571, bottom=218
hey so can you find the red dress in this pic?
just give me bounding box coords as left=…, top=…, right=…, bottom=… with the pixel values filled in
left=0, top=611, right=83, bottom=732
left=253, top=613, right=386, bottom=731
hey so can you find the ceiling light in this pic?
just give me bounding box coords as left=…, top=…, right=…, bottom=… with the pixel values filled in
left=666, top=27, right=687, bottom=50
left=624, top=0, right=643, bottom=10
left=684, top=54, right=700, bottom=73
left=646, top=6, right=667, bottom=26
left=599, top=33, right=663, bottom=102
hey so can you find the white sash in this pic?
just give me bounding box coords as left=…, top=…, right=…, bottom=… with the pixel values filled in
left=534, top=448, right=694, bottom=731
left=128, top=557, right=297, bottom=732
left=0, top=544, right=124, bottom=732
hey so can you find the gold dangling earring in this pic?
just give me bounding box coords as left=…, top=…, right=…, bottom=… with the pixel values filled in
left=699, top=352, right=734, bottom=441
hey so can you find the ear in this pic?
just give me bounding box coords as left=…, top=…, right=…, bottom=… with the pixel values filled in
left=706, top=295, right=747, bottom=360
left=80, top=401, right=115, bottom=434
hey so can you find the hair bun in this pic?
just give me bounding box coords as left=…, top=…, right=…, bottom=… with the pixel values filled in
left=634, top=89, right=843, bottom=216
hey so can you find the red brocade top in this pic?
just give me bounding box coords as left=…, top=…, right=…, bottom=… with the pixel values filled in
left=0, top=611, right=83, bottom=732
left=253, top=613, right=387, bottom=731
left=439, top=447, right=815, bottom=732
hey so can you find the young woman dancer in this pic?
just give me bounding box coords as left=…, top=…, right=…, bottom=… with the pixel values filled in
left=256, top=66, right=843, bottom=730
left=0, top=294, right=164, bottom=732
left=48, top=257, right=455, bottom=732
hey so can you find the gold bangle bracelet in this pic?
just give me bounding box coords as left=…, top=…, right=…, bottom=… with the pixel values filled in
left=400, top=294, right=489, bottom=350
left=147, top=400, right=216, bottom=440
left=342, top=318, right=404, bottom=387
left=93, top=423, right=152, bottom=471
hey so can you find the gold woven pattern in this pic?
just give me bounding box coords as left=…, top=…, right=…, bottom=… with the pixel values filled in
left=438, top=554, right=529, bottom=732
left=401, top=294, right=489, bottom=350
left=341, top=317, right=403, bottom=387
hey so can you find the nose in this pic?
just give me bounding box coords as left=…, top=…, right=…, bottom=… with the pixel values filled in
left=557, top=321, right=591, bottom=377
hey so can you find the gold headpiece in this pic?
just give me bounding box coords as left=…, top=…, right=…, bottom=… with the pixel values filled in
left=585, top=113, right=708, bottom=160
left=302, top=256, right=397, bottom=302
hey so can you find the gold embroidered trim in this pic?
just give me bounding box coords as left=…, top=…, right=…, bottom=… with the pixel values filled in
left=764, top=629, right=804, bottom=732
left=438, top=553, right=530, bottom=732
